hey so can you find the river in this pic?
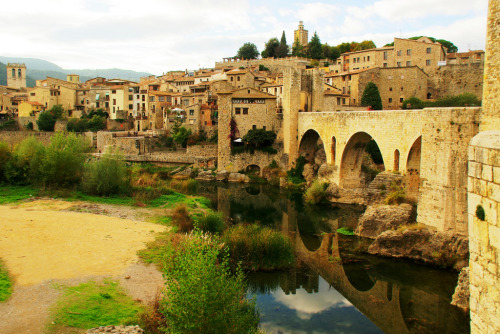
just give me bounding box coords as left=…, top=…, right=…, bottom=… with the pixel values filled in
left=196, top=182, right=469, bottom=334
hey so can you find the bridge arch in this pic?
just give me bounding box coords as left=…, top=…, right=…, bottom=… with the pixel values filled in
left=245, top=164, right=261, bottom=175
left=405, top=136, right=422, bottom=202
left=340, top=132, right=385, bottom=189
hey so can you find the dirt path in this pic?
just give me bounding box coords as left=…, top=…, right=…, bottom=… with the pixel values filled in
left=0, top=199, right=168, bottom=334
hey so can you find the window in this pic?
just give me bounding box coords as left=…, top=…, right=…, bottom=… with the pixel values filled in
left=383, top=51, right=388, bottom=60
left=407, top=49, right=411, bottom=56
left=189, top=110, right=194, bottom=116
left=353, top=58, right=356, bottom=63
left=149, top=96, right=155, bottom=102
left=158, top=96, right=165, bottom=102
left=401, top=87, right=404, bottom=91
left=389, top=98, right=393, bottom=103
left=237, top=76, right=240, bottom=81
left=18, top=69, right=21, bottom=78
left=96, top=102, right=100, bottom=108
left=367, top=56, right=370, bottom=61
left=128, top=104, right=133, bottom=109
left=235, top=107, right=241, bottom=115
left=426, top=47, right=431, bottom=54
left=112, top=90, right=116, bottom=93
left=243, top=108, right=248, bottom=115
left=426, top=59, right=431, bottom=66
left=11, top=69, right=15, bottom=77
left=397, top=50, right=402, bottom=56
left=230, top=77, right=234, bottom=81
left=167, top=97, right=172, bottom=102
left=400, top=98, right=404, bottom=103
left=30, top=92, right=35, bottom=96
left=406, top=61, right=411, bottom=66
left=113, top=99, right=116, bottom=105
left=342, top=98, right=346, bottom=104
left=397, top=62, right=401, bottom=67
left=252, top=125, right=256, bottom=130
left=389, top=87, right=393, bottom=92
left=383, top=63, right=388, bottom=68
left=263, top=126, right=266, bottom=130
left=337, top=97, right=341, bottom=104
left=105, top=102, right=109, bottom=108
left=128, top=95, right=133, bottom=101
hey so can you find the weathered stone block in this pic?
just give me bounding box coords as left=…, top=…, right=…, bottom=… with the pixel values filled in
left=483, top=164, right=494, bottom=181
left=493, top=166, right=500, bottom=183
left=489, top=225, right=500, bottom=250
left=469, top=161, right=482, bottom=178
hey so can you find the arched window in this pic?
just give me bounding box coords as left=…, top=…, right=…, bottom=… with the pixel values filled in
left=11, top=69, right=15, bottom=78
left=18, top=69, right=22, bottom=78
left=331, top=136, right=337, bottom=164
left=394, top=150, right=400, bottom=172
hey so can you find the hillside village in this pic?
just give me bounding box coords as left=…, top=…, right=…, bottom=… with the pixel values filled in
left=0, top=22, right=486, bottom=171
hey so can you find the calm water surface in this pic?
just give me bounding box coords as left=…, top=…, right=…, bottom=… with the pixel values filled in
left=197, top=183, right=469, bottom=334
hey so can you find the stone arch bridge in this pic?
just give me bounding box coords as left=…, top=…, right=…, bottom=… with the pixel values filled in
left=289, top=107, right=481, bottom=234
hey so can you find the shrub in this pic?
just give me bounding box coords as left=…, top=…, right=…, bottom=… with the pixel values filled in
left=0, top=142, right=11, bottom=182
left=194, top=211, right=225, bottom=234
left=304, top=180, right=329, bottom=205
left=171, top=204, right=194, bottom=232
left=429, top=93, right=481, bottom=107
left=82, top=150, right=130, bottom=196
left=222, top=224, right=294, bottom=271
left=37, top=111, right=56, bottom=131
left=242, top=128, right=276, bottom=148
left=38, top=132, right=88, bottom=188
left=25, top=121, right=33, bottom=130
left=0, top=120, right=17, bottom=130
left=172, top=127, right=192, bottom=148
left=287, top=156, right=307, bottom=183
left=402, top=96, right=425, bottom=109
left=384, top=181, right=406, bottom=205
left=161, top=232, right=259, bottom=334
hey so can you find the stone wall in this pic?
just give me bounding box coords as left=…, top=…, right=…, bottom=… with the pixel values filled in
left=222, top=150, right=279, bottom=175
left=428, top=63, right=484, bottom=100
left=0, top=131, right=54, bottom=148
left=481, top=0, right=500, bottom=132
left=468, top=131, right=500, bottom=334
left=107, top=119, right=134, bottom=131
left=186, top=144, right=217, bottom=157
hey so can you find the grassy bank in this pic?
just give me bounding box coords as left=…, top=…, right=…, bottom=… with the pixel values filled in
left=47, top=280, right=142, bottom=333
left=0, top=260, right=12, bottom=302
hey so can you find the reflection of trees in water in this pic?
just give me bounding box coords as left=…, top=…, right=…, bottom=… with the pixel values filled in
left=247, top=265, right=319, bottom=296
left=229, top=200, right=282, bottom=226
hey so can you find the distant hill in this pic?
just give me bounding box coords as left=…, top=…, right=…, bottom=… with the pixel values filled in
left=0, top=61, right=36, bottom=87
left=0, top=56, right=153, bottom=85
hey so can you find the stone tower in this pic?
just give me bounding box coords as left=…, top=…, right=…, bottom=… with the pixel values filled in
left=6, top=63, right=26, bottom=89
left=294, top=21, right=308, bottom=47
left=480, top=0, right=500, bottom=132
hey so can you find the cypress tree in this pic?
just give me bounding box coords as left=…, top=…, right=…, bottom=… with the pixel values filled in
left=361, top=82, right=383, bottom=110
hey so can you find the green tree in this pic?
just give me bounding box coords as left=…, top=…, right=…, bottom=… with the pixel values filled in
left=436, top=39, right=458, bottom=53
left=275, top=31, right=290, bottom=58
left=49, top=105, right=65, bottom=119
left=308, top=32, right=322, bottom=59
left=37, top=111, right=56, bottom=131
left=236, top=43, right=259, bottom=59
left=402, top=96, right=425, bottom=109
left=261, top=38, right=280, bottom=58
left=161, top=232, right=259, bottom=334
left=361, top=82, right=383, bottom=110
left=292, top=37, right=305, bottom=57
left=173, top=127, right=192, bottom=148
left=353, top=40, right=376, bottom=51
left=242, top=128, right=276, bottom=148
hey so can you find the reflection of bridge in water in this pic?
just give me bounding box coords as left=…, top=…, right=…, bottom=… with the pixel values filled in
left=210, top=184, right=468, bottom=334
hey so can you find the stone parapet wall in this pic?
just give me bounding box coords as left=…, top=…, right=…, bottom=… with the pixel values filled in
left=124, top=152, right=195, bottom=164
left=468, top=131, right=500, bottom=334
left=224, top=151, right=279, bottom=175
left=186, top=144, right=217, bottom=158
left=0, top=131, right=55, bottom=148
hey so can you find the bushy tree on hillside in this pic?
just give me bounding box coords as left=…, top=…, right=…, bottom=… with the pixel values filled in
left=261, top=38, right=280, bottom=58
left=361, top=82, right=383, bottom=110
left=236, top=43, right=259, bottom=60
left=292, top=38, right=306, bottom=57
left=37, top=111, right=56, bottom=131
left=308, top=32, right=322, bottom=59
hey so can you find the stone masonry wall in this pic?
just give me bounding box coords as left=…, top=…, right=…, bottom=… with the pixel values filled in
left=481, top=0, right=500, bottom=132
left=468, top=131, right=500, bottom=334
left=0, top=131, right=55, bottom=148
left=428, top=63, right=484, bottom=100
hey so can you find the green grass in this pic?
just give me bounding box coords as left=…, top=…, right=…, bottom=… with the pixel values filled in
left=149, top=192, right=210, bottom=210
left=67, top=192, right=135, bottom=206
left=0, top=260, right=12, bottom=302
left=337, top=227, right=355, bottom=236
left=138, top=231, right=172, bottom=268
left=0, top=185, right=38, bottom=204
left=48, top=280, right=142, bottom=331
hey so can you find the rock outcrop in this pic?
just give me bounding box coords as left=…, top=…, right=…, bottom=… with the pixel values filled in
left=451, top=267, right=470, bottom=311
left=355, top=204, right=414, bottom=239
left=368, top=229, right=469, bottom=270
left=325, top=182, right=340, bottom=199
left=195, top=170, right=215, bottom=181
left=171, top=167, right=193, bottom=179
left=86, top=325, right=144, bottom=333
left=216, top=170, right=229, bottom=181
left=227, top=173, right=250, bottom=183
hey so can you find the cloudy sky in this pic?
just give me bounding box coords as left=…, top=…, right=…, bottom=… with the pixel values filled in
left=1, top=0, right=488, bottom=75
